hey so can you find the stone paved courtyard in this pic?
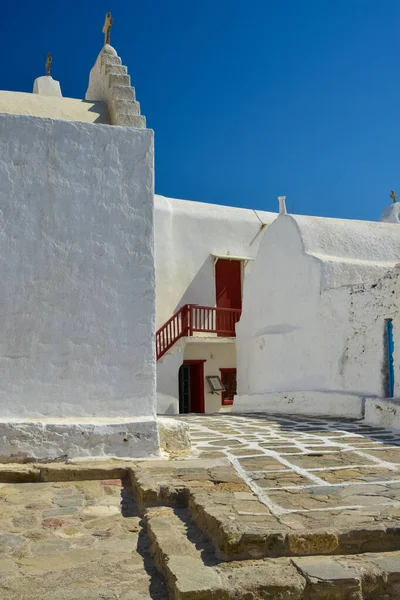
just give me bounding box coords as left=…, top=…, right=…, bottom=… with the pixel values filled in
left=1, top=413, right=400, bottom=599
left=0, top=478, right=167, bottom=600
left=180, top=413, right=400, bottom=523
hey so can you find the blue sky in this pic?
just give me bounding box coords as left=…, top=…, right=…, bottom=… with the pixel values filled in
left=2, top=1, right=400, bottom=220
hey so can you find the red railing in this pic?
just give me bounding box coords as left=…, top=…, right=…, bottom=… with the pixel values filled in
left=156, top=304, right=241, bottom=361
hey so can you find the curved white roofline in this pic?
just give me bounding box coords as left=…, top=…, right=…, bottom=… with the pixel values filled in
left=279, top=213, right=400, bottom=265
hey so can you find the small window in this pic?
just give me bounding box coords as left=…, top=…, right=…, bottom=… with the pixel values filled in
left=220, top=368, right=237, bottom=406
left=206, top=375, right=225, bottom=393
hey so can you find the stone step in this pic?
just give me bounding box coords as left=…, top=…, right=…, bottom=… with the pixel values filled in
left=109, top=108, right=146, bottom=129
left=188, top=487, right=400, bottom=560
left=101, top=54, right=122, bottom=67
left=109, top=84, right=136, bottom=102
left=104, top=63, right=127, bottom=76
left=108, top=73, right=131, bottom=87
left=144, top=504, right=400, bottom=600
left=130, top=459, right=400, bottom=560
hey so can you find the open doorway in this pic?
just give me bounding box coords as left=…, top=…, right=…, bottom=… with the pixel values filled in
left=178, top=360, right=205, bottom=413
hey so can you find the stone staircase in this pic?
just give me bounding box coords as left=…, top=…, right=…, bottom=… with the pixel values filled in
left=129, top=457, right=400, bottom=599
left=1, top=457, right=399, bottom=598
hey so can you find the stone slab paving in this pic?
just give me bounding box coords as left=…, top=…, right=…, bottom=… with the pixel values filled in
left=178, top=414, right=400, bottom=521
left=0, top=478, right=167, bottom=599
left=2, top=414, right=400, bottom=599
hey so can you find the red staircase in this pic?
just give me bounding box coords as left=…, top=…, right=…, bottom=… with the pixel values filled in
left=156, top=304, right=241, bottom=361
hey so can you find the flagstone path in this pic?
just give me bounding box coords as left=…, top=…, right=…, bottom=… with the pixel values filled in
left=179, top=413, right=400, bottom=525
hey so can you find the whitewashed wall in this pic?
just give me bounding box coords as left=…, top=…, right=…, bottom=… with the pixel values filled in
left=364, top=398, right=400, bottom=430
left=155, top=195, right=276, bottom=414
left=344, top=267, right=400, bottom=398
left=154, top=195, right=276, bottom=328
left=235, top=214, right=400, bottom=417
left=157, top=341, right=184, bottom=415
left=0, top=114, right=156, bottom=422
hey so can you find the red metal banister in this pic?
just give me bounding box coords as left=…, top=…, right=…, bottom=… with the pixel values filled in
left=156, top=304, right=241, bottom=361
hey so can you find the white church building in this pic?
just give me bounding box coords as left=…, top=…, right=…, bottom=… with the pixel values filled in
left=0, top=17, right=400, bottom=462
left=235, top=212, right=400, bottom=426
left=0, top=40, right=158, bottom=460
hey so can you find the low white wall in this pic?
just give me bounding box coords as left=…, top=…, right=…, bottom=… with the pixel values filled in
left=0, top=114, right=157, bottom=457
left=364, top=398, right=400, bottom=431
left=234, top=392, right=364, bottom=418
left=0, top=417, right=159, bottom=460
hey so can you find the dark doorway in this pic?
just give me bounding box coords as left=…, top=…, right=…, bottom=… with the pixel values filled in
left=178, top=361, right=205, bottom=413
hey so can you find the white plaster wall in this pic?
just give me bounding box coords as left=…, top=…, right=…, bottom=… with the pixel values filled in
left=342, top=267, right=400, bottom=398
left=157, top=341, right=184, bottom=415
left=184, top=340, right=236, bottom=413
left=236, top=214, right=400, bottom=416
left=154, top=195, right=276, bottom=328
left=0, top=417, right=158, bottom=460
left=364, top=398, right=400, bottom=431
left=237, top=216, right=328, bottom=397
left=234, top=392, right=363, bottom=418
left=0, top=114, right=155, bottom=420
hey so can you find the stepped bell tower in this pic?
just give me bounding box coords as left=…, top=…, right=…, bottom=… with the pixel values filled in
left=86, top=12, right=146, bottom=128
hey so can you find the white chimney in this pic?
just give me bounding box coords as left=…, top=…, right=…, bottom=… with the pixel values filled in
left=278, top=196, right=287, bottom=215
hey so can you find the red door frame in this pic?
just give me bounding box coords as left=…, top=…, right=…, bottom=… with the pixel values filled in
left=215, top=260, right=242, bottom=310
left=183, top=360, right=206, bottom=413
left=220, top=368, right=237, bottom=406
left=215, top=260, right=242, bottom=337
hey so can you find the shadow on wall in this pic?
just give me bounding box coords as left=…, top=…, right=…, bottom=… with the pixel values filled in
left=175, top=257, right=215, bottom=312
left=84, top=100, right=110, bottom=124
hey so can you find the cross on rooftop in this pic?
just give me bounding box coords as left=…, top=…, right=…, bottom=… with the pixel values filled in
left=103, top=12, right=113, bottom=45
left=45, top=53, right=52, bottom=77
left=390, top=190, right=398, bottom=203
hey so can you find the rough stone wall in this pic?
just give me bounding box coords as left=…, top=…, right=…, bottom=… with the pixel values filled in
left=341, top=266, right=400, bottom=398
left=0, top=113, right=155, bottom=419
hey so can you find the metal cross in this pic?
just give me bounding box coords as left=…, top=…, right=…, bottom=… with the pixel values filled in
left=45, top=53, right=52, bottom=77
left=390, top=190, right=398, bottom=203
left=103, top=12, right=113, bottom=45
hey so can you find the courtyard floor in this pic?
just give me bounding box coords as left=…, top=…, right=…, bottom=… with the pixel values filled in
left=0, top=479, right=167, bottom=600
left=1, top=413, right=400, bottom=599
left=180, top=413, right=400, bottom=527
